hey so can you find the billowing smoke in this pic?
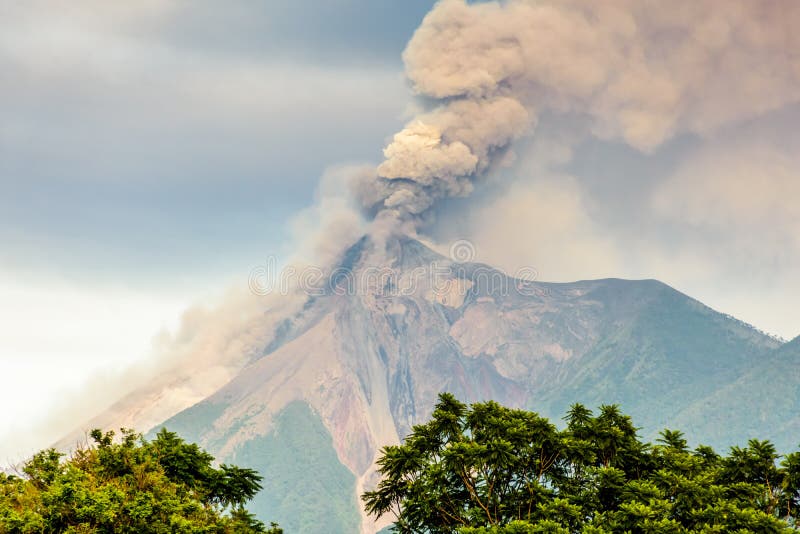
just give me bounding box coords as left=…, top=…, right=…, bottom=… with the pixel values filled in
left=356, top=0, right=800, bottom=229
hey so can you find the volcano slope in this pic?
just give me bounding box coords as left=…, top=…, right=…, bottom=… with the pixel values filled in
left=85, top=236, right=790, bottom=533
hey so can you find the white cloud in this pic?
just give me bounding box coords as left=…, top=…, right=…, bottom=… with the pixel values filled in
left=0, top=274, right=190, bottom=460
left=459, top=125, right=800, bottom=340
left=466, top=176, right=623, bottom=282
left=645, top=138, right=800, bottom=339
left=653, top=142, right=800, bottom=256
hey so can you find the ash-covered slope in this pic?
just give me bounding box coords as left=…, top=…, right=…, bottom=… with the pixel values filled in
left=146, top=235, right=783, bottom=533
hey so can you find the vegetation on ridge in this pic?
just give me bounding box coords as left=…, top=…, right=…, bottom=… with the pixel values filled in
left=6, top=394, right=800, bottom=533
left=0, top=428, right=280, bottom=533
left=365, top=393, right=800, bottom=533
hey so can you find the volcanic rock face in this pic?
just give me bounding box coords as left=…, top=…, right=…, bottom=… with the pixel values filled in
left=80, top=236, right=791, bottom=533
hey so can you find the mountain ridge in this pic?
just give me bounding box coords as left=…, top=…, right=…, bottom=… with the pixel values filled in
left=68, top=235, right=793, bottom=533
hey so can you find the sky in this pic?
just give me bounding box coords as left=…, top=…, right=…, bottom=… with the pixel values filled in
left=0, top=0, right=435, bottom=459
left=1, top=0, right=798, bottom=460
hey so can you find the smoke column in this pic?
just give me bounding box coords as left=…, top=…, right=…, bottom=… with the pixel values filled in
left=355, top=0, right=800, bottom=231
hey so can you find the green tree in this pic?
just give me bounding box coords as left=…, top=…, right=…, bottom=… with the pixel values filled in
left=0, top=428, right=282, bottom=534
left=364, top=393, right=800, bottom=533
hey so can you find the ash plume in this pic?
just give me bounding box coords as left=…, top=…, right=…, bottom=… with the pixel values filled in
left=356, top=0, right=800, bottom=231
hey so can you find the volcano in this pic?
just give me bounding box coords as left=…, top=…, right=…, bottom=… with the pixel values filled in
left=73, top=236, right=796, bottom=533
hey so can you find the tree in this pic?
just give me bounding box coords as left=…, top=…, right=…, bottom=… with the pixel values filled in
left=364, top=393, right=800, bottom=533
left=0, top=428, right=281, bottom=534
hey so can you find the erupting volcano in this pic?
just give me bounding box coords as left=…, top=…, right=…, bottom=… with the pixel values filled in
left=71, top=234, right=797, bottom=533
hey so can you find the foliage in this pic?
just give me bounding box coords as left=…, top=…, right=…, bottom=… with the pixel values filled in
left=0, top=428, right=282, bottom=534
left=364, top=393, right=800, bottom=533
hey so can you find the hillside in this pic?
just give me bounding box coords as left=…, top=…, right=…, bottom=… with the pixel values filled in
left=79, top=235, right=789, bottom=533
left=670, top=335, right=800, bottom=451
